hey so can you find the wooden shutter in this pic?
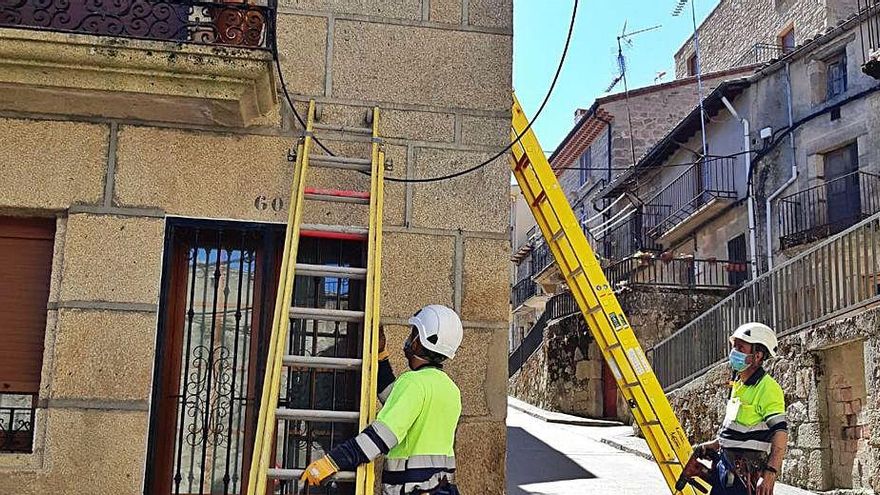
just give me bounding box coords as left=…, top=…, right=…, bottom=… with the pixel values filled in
left=0, top=217, right=55, bottom=394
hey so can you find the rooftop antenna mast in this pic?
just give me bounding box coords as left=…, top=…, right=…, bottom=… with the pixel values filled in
left=673, top=0, right=708, bottom=159
left=606, top=22, right=661, bottom=170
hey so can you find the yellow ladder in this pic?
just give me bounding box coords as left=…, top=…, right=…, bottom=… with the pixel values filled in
left=247, top=100, right=386, bottom=495
left=510, top=94, right=708, bottom=495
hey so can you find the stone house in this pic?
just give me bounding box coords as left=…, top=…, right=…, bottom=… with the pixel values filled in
left=652, top=7, right=880, bottom=492
left=0, top=1, right=512, bottom=494
left=674, top=0, right=862, bottom=78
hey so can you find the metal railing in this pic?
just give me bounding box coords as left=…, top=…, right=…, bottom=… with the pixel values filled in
left=735, top=43, right=789, bottom=67
left=645, top=157, right=739, bottom=240
left=508, top=310, right=550, bottom=378
left=652, top=212, right=880, bottom=390
left=0, top=0, right=274, bottom=49
left=606, top=256, right=750, bottom=289
left=546, top=290, right=579, bottom=321
left=859, top=0, right=880, bottom=78
left=532, top=240, right=552, bottom=275
left=599, top=210, right=664, bottom=261
left=778, top=171, right=880, bottom=249
left=511, top=277, right=539, bottom=309
left=0, top=394, right=36, bottom=453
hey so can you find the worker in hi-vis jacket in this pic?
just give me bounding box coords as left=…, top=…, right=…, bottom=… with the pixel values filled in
left=301, top=304, right=464, bottom=495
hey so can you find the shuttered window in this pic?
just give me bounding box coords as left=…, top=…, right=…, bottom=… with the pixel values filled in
left=0, top=217, right=55, bottom=394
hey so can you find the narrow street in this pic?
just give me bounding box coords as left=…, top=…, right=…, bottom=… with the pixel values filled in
left=507, top=407, right=670, bottom=495
left=507, top=405, right=819, bottom=495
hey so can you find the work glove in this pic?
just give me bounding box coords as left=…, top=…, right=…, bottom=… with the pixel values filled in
left=300, top=455, right=339, bottom=486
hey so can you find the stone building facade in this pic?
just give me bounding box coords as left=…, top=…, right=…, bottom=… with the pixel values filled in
left=674, top=0, right=859, bottom=78
left=0, top=1, right=512, bottom=493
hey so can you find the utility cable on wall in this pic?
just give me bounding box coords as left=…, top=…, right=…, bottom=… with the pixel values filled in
left=269, top=0, right=579, bottom=183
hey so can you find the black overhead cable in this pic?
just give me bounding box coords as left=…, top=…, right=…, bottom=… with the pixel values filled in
left=269, top=0, right=580, bottom=183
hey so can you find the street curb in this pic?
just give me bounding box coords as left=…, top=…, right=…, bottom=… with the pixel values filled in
left=508, top=397, right=623, bottom=427
left=599, top=436, right=654, bottom=461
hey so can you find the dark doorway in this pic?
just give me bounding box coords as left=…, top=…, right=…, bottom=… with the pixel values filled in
left=601, top=361, right=618, bottom=419
left=825, top=143, right=861, bottom=229
left=726, top=234, right=749, bottom=287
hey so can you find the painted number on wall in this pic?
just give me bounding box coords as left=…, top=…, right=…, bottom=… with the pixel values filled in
left=254, top=195, right=285, bottom=212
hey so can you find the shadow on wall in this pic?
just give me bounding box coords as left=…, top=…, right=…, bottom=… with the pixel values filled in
left=506, top=426, right=596, bottom=495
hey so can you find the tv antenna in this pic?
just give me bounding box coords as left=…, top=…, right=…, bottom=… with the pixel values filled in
left=605, top=22, right=661, bottom=169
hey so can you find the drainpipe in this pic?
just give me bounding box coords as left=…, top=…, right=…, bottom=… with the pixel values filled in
left=765, top=62, right=799, bottom=271
left=721, top=96, right=760, bottom=280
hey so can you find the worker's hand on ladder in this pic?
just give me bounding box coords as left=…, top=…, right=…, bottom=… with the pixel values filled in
left=301, top=456, right=339, bottom=486
left=377, top=325, right=389, bottom=361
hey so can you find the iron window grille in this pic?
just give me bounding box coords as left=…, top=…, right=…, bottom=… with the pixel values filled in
left=0, top=393, right=36, bottom=453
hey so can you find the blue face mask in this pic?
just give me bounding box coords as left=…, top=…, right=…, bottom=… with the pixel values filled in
left=729, top=349, right=750, bottom=371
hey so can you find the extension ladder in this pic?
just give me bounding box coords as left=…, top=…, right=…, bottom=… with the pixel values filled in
left=247, top=100, right=386, bottom=495
left=510, top=93, right=708, bottom=495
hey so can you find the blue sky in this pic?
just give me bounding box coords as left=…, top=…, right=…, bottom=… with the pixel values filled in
left=514, top=0, right=720, bottom=153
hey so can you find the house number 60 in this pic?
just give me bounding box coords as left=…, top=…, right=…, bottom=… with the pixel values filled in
left=254, top=195, right=284, bottom=212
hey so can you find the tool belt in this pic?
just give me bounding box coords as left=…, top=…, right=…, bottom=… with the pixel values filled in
left=717, top=449, right=768, bottom=494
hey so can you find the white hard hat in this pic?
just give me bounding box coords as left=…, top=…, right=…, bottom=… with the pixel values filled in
left=730, top=322, right=778, bottom=358
left=408, top=305, right=464, bottom=359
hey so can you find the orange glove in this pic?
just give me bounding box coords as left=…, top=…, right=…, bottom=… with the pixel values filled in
left=300, top=456, right=339, bottom=486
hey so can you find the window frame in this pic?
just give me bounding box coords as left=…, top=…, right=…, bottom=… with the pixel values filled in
left=825, top=51, right=848, bottom=101
left=0, top=216, right=55, bottom=455
left=578, top=147, right=592, bottom=187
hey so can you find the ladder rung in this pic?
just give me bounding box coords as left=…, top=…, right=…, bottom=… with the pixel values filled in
left=290, top=307, right=365, bottom=322
left=283, top=355, right=363, bottom=370
left=304, top=188, right=371, bottom=205
left=606, top=343, right=622, bottom=351
left=660, top=459, right=682, bottom=465
left=552, top=229, right=565, bottom=241
left=308, top=154, right=372, bottom=171
left=276, top=408, right=360, bottom=422
left=571, top=266, right=584, bottom=278
left=268, top=468, right=358, bottom=481
left=313, top=123, right=373, bottom=135
left=295, top=263, right=367, bottom=279
left=643, top=420, right=662, bottom=426
left=300, top=224, right=369, bottom=241
left=624, top=382, right=641, bottom=388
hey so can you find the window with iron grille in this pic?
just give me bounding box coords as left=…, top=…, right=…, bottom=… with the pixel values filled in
left=0, top=216, right=54, bottom=454
left=579, top=147, right=592, bottom=186
left=827, top=52, right=848, bottom=100
left=145, top=220, right=366, bottom=495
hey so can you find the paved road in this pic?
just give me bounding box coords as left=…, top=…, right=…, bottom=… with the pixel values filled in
left=507, top=405, right=817, bottom=495
left=507, top=407, right=671, bottom=495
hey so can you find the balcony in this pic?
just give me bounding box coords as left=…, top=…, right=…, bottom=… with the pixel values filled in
left=605, top=254, right=750, bottom=290
left=735, top=43, right=789, bottom=67
left=545, top=290, right=579, bottom=321
left=645, top=157, right=739, bottom=246
left=0, top=0, right=277, bottom=126
left=778, top=171, right=880, bottom=249
left=598, top=209, right=663, bottom=262
left=0, top=393, right=36, bottom=453
left=511, top=276, right=548, bottom=312
left=860, top=0, right=880, bottom=79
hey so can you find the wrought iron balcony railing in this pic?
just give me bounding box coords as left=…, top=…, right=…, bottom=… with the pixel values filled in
left=645, top=157, right=739, bottom=240
left=0, top=394, right=36, bottom=453
left=735, top=43, right=789, bottom=67
left=598, top=209, right=663, bottom=261
left=511, top=276, right=539, bottom=309
left=546, top=290, right=578, bottom=321
left=859, top=0, right=880, bottom=78
left=0, top=0, right=274, bottom=48
left=605, top=255, right=751, bottom=290
left=778, top=170, right=880, bottom=249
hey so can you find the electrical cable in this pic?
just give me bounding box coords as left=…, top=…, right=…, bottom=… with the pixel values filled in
left=269, top=0, right=579, bottom=183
